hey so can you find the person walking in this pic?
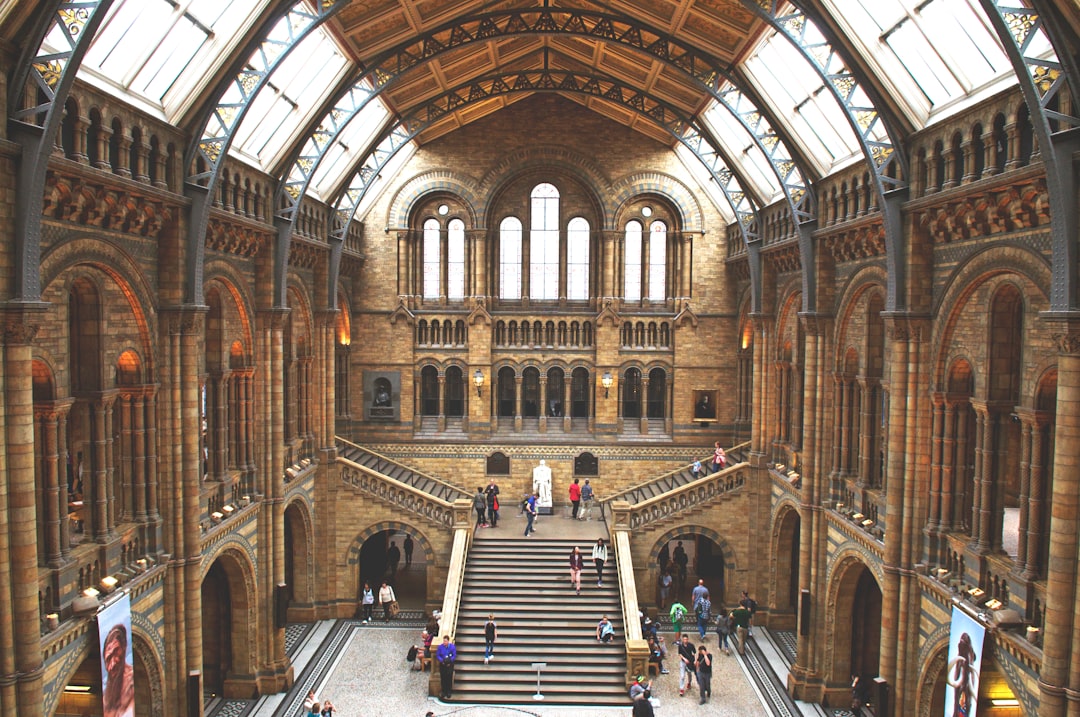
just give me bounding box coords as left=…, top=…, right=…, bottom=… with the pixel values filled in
left=714, top=610, right=733, bottom=655
left=485, top=478, right=500, bottom=527
left=658, top=569, right=672, bottom=609
left=691, top=578, right=708, bottom=605
left=580, top=478, right=594, bottom=520
left=473, top=486, right=488, bottom=528
left=387, top=540, right=401, bottom=579
left=669, top=600, right=688, bottom=642
left=677, top=634, right=696, bottom=696
left=731, top=602, right=751, bottom=655
left=695, top=645, right=713, bottom=703
left=360, top=582, right=375, bottom=624
left=739, top=590, right=758, bottom=636
left=569, top=546, right=585, bottom=595
left=712, top=441, right=727, bottom=473
left=436, top=635, right=457, bottom=699
left=569, top=477, right=582, bottom=519
left=483, top=614, right=497, bottom=665
left=523, top=492, right=538, bottom=536
left=592, top=537, right=608, bottom=587
left=378, top=581, right=396, bottom=622
left=404, top=534, right=414, bottom=568
left=694, top=590, right=712, bottom=640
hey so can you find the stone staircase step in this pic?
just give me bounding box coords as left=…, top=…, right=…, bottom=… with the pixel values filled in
left=451, top=535, right=627, bottom=706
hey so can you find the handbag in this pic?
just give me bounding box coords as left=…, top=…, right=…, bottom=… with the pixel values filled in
left=389, top=600, right=401, bottom=618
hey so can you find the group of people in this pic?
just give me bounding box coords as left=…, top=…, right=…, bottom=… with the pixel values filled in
left=302, top=690, right=335, bottom=716
left=472, top=479, right=502, bottom=528
left=569, top=538, right=608, bottom=594
left=359, top=580, right=399, bottom=623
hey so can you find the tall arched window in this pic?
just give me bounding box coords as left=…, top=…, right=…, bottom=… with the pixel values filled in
left=448, top=218, right=465, bottom=300
left=531, top=183, right=560, bottom=300
left=624, top=220, right=643, bottom=301
left=497, top=367, right=516, bottom=417
left=423, top=218, right=440, bottom=299
left=571, top=367, right=590, bottom=418
left=522, top=367, right=541, bottom=418
left=648, top=220, right=667, bottom=300
left=622, top=368, right=642, bottom=419
left=445, top=366, right=464, bottom=417
left=567, top=216, right=590, bottom=300
left=420, top=366, right=439, bottom=415
left=647, top=368, right=666, bottom=419
left=500, top=217, right=522, bottom=300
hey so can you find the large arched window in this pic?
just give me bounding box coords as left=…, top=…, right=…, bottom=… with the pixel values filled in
left=497, top=367, right=516, bottom=417
left=648, top=220, right=667, bottom=300
left=571, top=367, right=591, bottom=418
left=624, top=220, right=643, bottom=301
left=624, top=213, right=670, bottom=302
left=531, top=183, right=560, bottom=300
left=522, top=367, right=541, bottom=418
left=567, top=217, right=590, bottom=301
left=647, top=368, right=667, bottom=419
left=422, top=216, right=467, bottom=300
left=499, top=217, right=523, bottom=300
left=445, top=366, right=464, bottom=417
left=622, top=368, right=642, bottom=419
left=420, top=366, right=439, bottom=416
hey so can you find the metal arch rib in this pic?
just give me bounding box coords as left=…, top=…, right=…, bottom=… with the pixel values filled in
left=275, top=8, right=811, bottom=247
left=328, top=69, right=762, bottom=251
left=181, top=0, right=346, bottom=305
left=8, top=0, right=115, bottom=302
left=979, top=0, right=1080, bottom=311
left=737, top=0, right=909, bottom=312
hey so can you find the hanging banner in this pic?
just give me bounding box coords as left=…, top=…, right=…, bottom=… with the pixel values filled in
left=98, top=593, right=135, bottom=717
left=944, top=605, right=985, bottom=717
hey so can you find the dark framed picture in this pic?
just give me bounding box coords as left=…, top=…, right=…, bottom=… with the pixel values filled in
left=693, top=389, right=718, bottom=421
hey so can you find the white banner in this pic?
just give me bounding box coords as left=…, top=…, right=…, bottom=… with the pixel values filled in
left=98, top=593, right=135, bottom=717
left=944, top=605, right=985, bottom=717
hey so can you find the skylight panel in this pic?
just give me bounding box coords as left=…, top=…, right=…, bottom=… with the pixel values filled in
left=310, top=101, right=393, bottom=200
left=702, top=103, right=782, bottom=204
left=230, top=24, right=349, bottom=171
left=675, top=145, right=736, bottom=225
left=82, top=0, right=268, bottom=116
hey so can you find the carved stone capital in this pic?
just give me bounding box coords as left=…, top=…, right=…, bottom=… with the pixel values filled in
left=162, top=305, right=207, bottom=335
left=882, top=312, right=930, bottom=342
left=798, top=312, right=833, bottom=336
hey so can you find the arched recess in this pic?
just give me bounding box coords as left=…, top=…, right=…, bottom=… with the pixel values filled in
left=386, top=170, right=481, bottom=230
left=49, top=628, right=165, bottom=717
left=824, top=553, right=883, bottom=690
left=770, top=501, right=802, bottom=630
left=200, top=546, right=258, bottom=698
left=345, top=521, right=438, bottom=607
left=610, top=172, right=704, bottom=232
left=647, top=524, right=739, bottom=609
left=284, top=497, right=314, bottom=617
left=916, top=639, right=950, bottom=717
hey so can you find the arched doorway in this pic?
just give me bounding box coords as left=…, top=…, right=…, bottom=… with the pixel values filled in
left=54, top=633, right=158, bottom=717
left=201, top=552, right=255, bottom=699
left=651, top=527, right=734, bottom=611
left=284, top=500, right=312, bottom=620
left=831, top=559, right=882, bottom=686
left=773, top=506, right=801, bottom=630
left=356, top=528, right=429, bottom=612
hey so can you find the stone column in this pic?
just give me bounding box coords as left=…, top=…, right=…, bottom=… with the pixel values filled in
left=1038, top=328, right=1080, bottom=717
left=35, top=406, right=63, bottom=567
left=1023, top=416, right=1047, bottom=581
left=927, top=395, right=945, bottom=538
left=1014, top=414, right=1033, bottom=576
left=3, top=316, right=46, bottom=712
left=57, top=403, right=72, bottom=558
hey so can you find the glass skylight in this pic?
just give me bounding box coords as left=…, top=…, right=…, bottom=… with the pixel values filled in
left=82, top=0, right=271, bottom=117
left=309, top=98, right=393, bottom=201
left=702, top=101, right=782, bottom=205
left=674, top=145, right=737, bottom=225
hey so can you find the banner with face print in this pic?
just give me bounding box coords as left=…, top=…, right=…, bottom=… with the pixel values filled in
left=944, top=606, right=985, bottom=717
left=98, top=593, right=135, bottom=717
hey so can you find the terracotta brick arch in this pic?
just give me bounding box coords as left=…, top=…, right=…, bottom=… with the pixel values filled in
left=916, top=630, right=950, bottom=717
left=823, top=550, right=884, bottom=689
left=386, top=170, right=482, bottom=229
left=645, top=524, right=738, bottom=573
left=200, top=544, right=259, bottom=691
left=345, top=521, right=438, bottom=569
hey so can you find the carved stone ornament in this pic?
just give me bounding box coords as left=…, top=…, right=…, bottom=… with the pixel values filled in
left=1052, top=331, right=1080, bottom=356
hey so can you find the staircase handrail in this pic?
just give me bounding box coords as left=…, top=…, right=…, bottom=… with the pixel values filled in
left=610, top=501, right=651, bottom=683
left=339, top=452, right=457, bottom=528
left=429, top=499, right=474, bottom=697
left=336, top=436, right=469, bottom=502
left=627, top=462, right=748, bottom=531
left=599, top=440, right=751, bottom=506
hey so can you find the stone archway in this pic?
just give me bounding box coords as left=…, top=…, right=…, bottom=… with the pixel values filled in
left=646, top=524, right=738, bottom=610
left=771, top=503, right=801, bottom=630
left=825, top=555, right=882, bottom=689
left=284, top=498, right=314, bottom=620
left=201, top=548, right=257, bottom=699
left=49, top=629, right=164, bottom=717
left=346, top=521, right=438, bottom=612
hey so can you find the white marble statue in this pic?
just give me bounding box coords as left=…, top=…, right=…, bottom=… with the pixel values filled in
left=533, top=459, right=553, bottom=511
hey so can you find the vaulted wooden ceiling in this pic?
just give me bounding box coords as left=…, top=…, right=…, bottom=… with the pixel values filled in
left=326, top=0, right=767, bottom=146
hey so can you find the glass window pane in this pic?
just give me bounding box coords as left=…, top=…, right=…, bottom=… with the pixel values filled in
left=567, top=217, right=590, bottom=301
left=500, top=217, right=522, bottom=300
left=448, top=219, right=465, bottom=301
left=648, top=221, right=667, bottom=301
left=423, top=218, right=440, bottom=299
left=624, top=220, right=642, bottom=301
left=530, top=183, right=560, bottom=300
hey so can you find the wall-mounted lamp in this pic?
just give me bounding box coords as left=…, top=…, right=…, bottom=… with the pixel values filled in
left=601, top=371, right=614, bottom=399
left=99, top=576, right=119, bottom=594
left=473, top=369, right=485, bottom=397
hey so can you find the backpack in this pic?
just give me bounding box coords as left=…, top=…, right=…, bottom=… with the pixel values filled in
left=673, top=605, right=686, bottom=621
left=406, top=645, right=418, bottom=663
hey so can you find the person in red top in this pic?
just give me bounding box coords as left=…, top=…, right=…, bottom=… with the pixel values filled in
left=569, top=477, right=582, bottom=519
left=712, top=442, right=727, bottom=474
left=569, top=546, right=585, bottom=594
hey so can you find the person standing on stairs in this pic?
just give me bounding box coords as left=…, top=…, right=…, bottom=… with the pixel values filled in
left=387, top=540, right=401, bottom=580
left=483, top=614, right=497, bottom=664
left=436, top=635, right=457, bottom=700
left=378, top=581, right=397, bottom=622
left=360, top=582, right=375, bottom=624
left=404, top=534, right=414, bottom=568
left=569, top=546, right=585, bottom=594
left=592, top=537, right=608, bottom=587
left=523, top=492, right=538, bottom=536
left=473, top=487, right=488, bottom=528
left=569, top=477, right=582, bottom=519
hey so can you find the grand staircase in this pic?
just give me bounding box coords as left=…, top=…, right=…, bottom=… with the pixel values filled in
left=336, top=438, right=468, bottom=503
left=450, top=535, right=629, bottom=705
